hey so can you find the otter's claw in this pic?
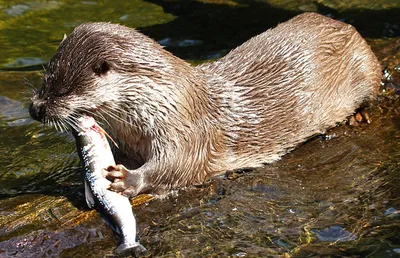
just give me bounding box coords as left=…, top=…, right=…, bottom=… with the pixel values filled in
left=348, top=110, right=372, bottom=126
left=105, top=164, right=138, bottom=197
left=106, top=164, right=128, bottom=180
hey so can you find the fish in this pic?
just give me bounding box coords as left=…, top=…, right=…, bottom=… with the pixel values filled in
left=72, top=114, right=149, bottom=257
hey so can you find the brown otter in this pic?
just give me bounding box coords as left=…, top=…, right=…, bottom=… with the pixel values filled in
left=29, top=12, right=381, bottom=197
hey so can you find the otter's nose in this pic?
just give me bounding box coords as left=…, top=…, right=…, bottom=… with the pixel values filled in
left=29, top=102, right=45, bottom=122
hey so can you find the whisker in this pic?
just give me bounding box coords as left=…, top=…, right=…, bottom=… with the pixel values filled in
left=97, top=112, right=111, bottom=128
left=55, top=119, right=62, bottom=133
left=103, top=108, right=130, bottom=126
left=65, top=115, right=79, bottom=132
left=103, top=104, right=134, bottom=125
left=60, top=118, right=69, bottom=133
left=59, top=120, right=65, bottom=133
left=61, top=118, right=71, bottom=132
left=56, top=119, right=63, bottom=132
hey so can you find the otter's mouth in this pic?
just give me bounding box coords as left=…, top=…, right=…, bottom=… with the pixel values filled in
left=88, top=103, right=102, bottom=112
left=77, top=109, right=119, bottom=148
left=87, top=103, right=113, bottom=114
left=79, top=103, right=107, bottom=119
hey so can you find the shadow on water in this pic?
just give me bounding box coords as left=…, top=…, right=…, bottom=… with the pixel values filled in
left=0, top=0, right=399, bottom=257
left=137, top=0, right=400, bottom=60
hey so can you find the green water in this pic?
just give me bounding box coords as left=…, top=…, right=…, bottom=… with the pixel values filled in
left=0, top=0, right=399, bottom=257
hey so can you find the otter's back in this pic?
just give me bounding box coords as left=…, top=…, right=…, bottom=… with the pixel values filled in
left=199, top=12, right=381, bottom=169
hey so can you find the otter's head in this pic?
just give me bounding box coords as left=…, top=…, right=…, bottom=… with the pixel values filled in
left=29, top=22, right=180, bottom=132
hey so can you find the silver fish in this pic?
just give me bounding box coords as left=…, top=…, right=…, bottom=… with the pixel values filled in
left=72, top=115, right=148, bottom=257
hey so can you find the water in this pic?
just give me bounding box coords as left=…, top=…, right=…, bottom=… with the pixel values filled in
left=0, top=0, right=399, bottom=257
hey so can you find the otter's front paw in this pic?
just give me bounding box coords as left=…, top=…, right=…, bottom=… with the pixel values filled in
left=105, top=164, right=139, bottom=197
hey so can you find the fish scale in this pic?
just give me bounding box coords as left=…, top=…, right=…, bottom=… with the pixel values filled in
left=72, top=115, right=149, bottom=257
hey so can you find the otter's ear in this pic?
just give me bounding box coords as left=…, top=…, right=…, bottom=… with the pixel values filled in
left=93, top=60, right=110, bottom=75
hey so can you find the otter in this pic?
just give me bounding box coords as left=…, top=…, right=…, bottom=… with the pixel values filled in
left=29, top=12, right=381, bottom=197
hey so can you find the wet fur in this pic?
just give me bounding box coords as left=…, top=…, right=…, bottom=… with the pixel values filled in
left=30, top=13, right=381, bottom=196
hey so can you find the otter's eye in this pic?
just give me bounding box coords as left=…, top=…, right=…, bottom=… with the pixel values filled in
left=93, top=60, right=110, bottom=75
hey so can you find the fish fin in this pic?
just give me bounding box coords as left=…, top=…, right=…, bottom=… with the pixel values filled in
left=85, top=181, right=96, bottom=208
left=115, top=243, right=149, bottom=257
